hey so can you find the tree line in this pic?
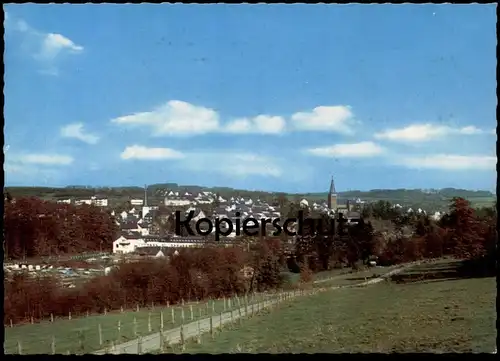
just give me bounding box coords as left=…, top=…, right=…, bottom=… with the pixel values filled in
left=286, top=197, right=496, bottom=274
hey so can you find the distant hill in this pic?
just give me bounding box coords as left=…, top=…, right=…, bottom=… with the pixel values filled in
left=4, top=185, right=495, bottom=212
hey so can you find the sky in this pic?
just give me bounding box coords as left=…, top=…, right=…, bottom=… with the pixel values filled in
left=3, top=4, right=497, bottom=193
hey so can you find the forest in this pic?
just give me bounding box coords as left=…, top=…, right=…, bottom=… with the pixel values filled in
left=4, top=196, right=118, bottom=260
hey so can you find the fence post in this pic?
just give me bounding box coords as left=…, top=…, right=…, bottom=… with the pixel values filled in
left=190, top=305, right=194, bottom=321
left=68, top=312, right=71, bottom=320
left=104, top=308, right=107, bottom=316
left=230, top=309, right=234, bottom=326
left=78, top=330, right=85, bottom=353
left=10, top=319, right=13, bottom=328
left=50, top=313, right=54, bottom=323
left=136, top=304, right=140, bottom=312
left=210, top=316, right=214, bottom=339
left=98, top=323, right=103, bottom=346
left=51, top=335, right=56, bottom=355
left=160, top=311, right=164, bottom=331
left=117, top=320, right=122, bottom=340
left=212, top=300, right=215, bottom=313
left=197, top=319, right=202, bottom=344
left=133, top=317, right=138, bottom=337
left=181, top=308, right=185, bottom=323
left=171, top=308, right=175, bottom=324
left=199, top=307, right=202, bottom=318
left=31, top=316, right=34, bottom=324
left=162, top=331, right=170, bottom=353
left=148, top=312, right=152, bottom=333
left=223, top=297, right=226, bottom=311
left=238, top=306, right=242, bottom=325
left=17, top=340, right=22, bottom=355
left=121, top=306, right=124, bottom=313
left=219, top=312, right=223, bottom=330
left=159, top=329, right=164, bottom=351
left=206, top=302, right=209, bottom=315
left=228, top=298, right=232, bottom=309
left=180, top=325, right=185, bottom=351
left=137, top=336, right=143, bottom=355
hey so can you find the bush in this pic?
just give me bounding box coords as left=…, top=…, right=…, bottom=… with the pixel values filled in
left=299, top=263, right=314, bottom=284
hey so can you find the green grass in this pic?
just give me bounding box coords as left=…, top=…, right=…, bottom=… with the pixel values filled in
left=177, top=262, right=496, bottom=353
left=312, top=264, right=402, bottom=288
left=4, top=294, right=273, bottom=355
left=313, top=267, right=351, bottom=281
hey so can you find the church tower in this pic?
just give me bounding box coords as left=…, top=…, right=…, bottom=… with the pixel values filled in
left=328, top=176, right=337, bottom=210
left=142, top=184, right=150, bottom=218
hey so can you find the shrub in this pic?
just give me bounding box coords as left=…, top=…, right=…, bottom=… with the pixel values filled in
left=299, top=263, right=314, bottom=284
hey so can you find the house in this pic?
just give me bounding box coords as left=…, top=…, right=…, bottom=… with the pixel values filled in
left=75, top=199, right=92, bottom=205
left=130, top=199, right=144, bottom=206
left=345, top=211, right=361, bottom=225
left=113, top=232, right=145, bottom=254
left=91, top=197, right=109, bottom=207
left=164, top=197, right=192, bottom=207
left=137, top=222, right=150, bottom=236
left=135, top=247, right=166, bottom=258
left=120, top=220, right=139, bottom=231
left=185, top=208, right=207, bottom=222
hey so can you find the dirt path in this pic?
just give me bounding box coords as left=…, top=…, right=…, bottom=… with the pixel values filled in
left=95, top=262, right=420, bottom=354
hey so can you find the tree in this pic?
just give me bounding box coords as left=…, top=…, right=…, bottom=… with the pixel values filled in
left=442, top=197, right=486, bottom=260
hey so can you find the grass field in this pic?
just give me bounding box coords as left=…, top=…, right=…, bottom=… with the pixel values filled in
left=312, top=265, right=402, bottom=288
left=4, top=293, right=273, bottom=354
left=178, top=260, right=496, bottom=353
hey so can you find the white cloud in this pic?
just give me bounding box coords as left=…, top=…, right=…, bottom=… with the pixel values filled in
left=120, top=145, right=185, bottom=160
left=291, top=105, right=356, bottom=134
left=111, top=101, right=366, bottom=137
left=10, top=153, right=74, bottom=166
left=111, top=100, right=221, bottom=136
left=5, top=14, right=83, bottom=75
left=226, top=115, right=286, bottom=134
left=306, top=141, right=385, bottom=158
left=374, top=123, right=491, bottom=142
left=39, top=33, right=83, bottom=61
left=397, top=154, right=496, bottom=171
left=112, top=100, right=288, bottom=136
left=60, top=123, right=99, bottom=144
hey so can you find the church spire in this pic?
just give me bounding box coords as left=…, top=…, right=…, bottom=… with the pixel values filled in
left=144, top=184, right=148, bottom=206
left=329, top=176, right=336, bottom=195
left=328, top=176, right=338, bottom=210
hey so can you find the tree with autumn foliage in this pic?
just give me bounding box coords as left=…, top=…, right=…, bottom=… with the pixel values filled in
left=440, top=197, right=488, bottom=260
left=3, top=197, right=118, bottom=260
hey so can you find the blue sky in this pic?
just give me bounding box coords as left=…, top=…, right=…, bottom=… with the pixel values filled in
left=4, top=4, right=497, bottom=193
